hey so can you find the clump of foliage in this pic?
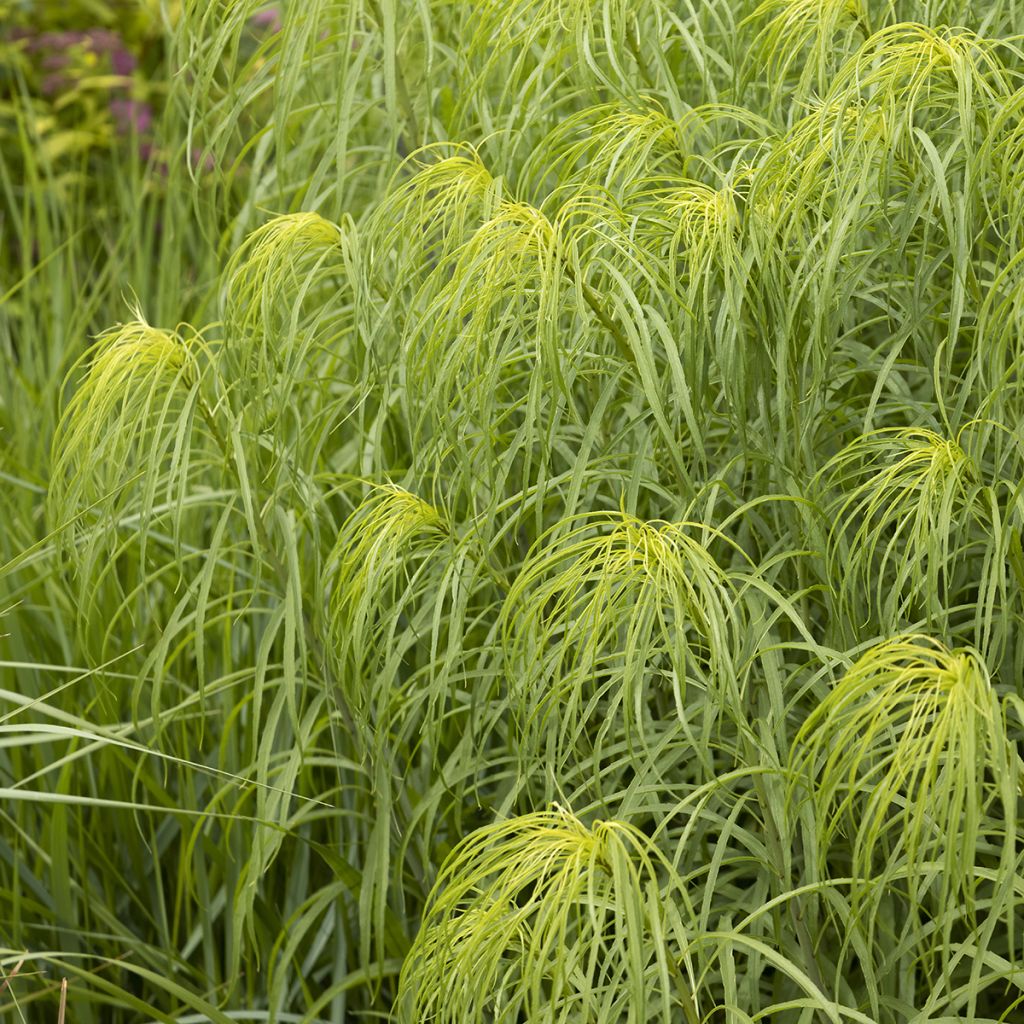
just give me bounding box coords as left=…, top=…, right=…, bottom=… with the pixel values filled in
left=2, top=0, right=1024, bottom=1021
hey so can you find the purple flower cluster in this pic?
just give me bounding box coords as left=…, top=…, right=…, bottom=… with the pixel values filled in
left=109, top=97, right=153, bottom=136
left=12, top=27, right=138, bottom=98
left=9, top=25, right=157, bottom=153
left=6, top=10, right=282, bottom=172
left=250, top=8, right=283, bottom=34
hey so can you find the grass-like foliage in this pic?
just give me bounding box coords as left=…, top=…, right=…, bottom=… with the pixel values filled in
left=821, top=428, right=986, bottom=634
left=3, top=0, right=1024, bottom=1021
left=792, top=635, right=1016, bottom=912
left=503, top=511, right=746, bottom=770
left=49, top=316, right=198, bottom=539
left=397, top=806, right=697, bottom=1024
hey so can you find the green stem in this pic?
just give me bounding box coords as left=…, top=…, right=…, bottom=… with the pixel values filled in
left=366, top=0, right=422, bottom=146
left=668, top=956, right=703, bottom=1024
left=748, top=765, right=829, bottom=1007
left=561, top=259, right=637, bottom=368
left=195, top=388, right=359, bottom=740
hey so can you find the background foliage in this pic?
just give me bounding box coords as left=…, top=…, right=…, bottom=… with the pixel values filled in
left=2, top=0, right=1024, bottom=1021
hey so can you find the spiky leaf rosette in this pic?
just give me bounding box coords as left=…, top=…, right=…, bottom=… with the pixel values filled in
left=523, top=98, right=689, bottom=198
left=819, top=426, right=1000, bottom=642
left=367, top=146, right=499, bottom=293
left=48, top=317, right=199, bottom=579
left=791, top=635, right=1016, bottom=931
left=822, top=24, right=1015, bottom=151
left=629, top=173, right=762, bottom=422
left=502, top=511, right=746, bottom=773
left=402, top=195, right=577, bottom=440
left=396, top=805, right=699, bottom=1024
left=322, top=482, right=502, bottom=757
left=368, top=149, right=590, bottom=471
left=325, top=484, right=451, bottom=726
left=221, top=211, right=357, bottom=426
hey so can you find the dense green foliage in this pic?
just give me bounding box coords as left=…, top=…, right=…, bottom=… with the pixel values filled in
left=2, top=0, right=1024, bottom=1020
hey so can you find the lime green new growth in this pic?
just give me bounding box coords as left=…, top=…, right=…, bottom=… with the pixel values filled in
left=3, top=0, right=1024, bottom=1021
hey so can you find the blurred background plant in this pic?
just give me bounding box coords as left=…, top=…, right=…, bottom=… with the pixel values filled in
left=0, top=1, right=165, bottom=168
